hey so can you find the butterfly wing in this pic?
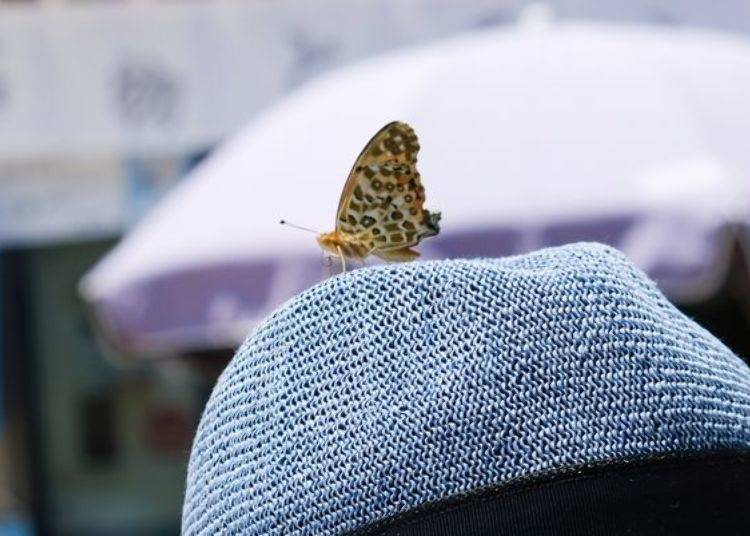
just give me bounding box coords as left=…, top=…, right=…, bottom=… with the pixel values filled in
left=335, top=121, right=441, bottom=259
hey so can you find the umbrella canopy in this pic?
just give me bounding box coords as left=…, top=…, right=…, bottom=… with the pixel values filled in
left=81, top=21, right=750, bottom=358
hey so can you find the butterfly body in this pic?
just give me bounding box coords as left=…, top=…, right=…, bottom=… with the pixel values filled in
left=318, top=121, right=441, bottom=267
left=317, top=231, right=371, bottom=260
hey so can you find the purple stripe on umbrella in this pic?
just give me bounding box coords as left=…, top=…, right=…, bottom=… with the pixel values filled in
left=90, top=215, right=732, bottom=356
left=541, top=215, right=637, bottom=248
left=431, top=227, right=521, bottom=258
left=99, top=260, right=276, bottom=344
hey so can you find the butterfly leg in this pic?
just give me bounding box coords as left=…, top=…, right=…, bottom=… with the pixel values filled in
left=325, top=255, right=335, bottom=277
left=337, top=246, right=347, bottom=274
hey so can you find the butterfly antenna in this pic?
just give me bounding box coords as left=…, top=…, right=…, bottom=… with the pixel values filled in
left=279, top=220, right=321, bottom=235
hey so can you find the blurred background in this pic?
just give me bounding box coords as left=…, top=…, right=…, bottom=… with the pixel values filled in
left=2, top=1, right=750, bottom=534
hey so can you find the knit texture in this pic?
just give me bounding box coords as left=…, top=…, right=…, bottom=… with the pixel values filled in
left=182, top=243, right=750, bottom=535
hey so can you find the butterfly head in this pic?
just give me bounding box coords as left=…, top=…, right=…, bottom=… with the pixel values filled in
left=316, top=231, right=343, bottom=256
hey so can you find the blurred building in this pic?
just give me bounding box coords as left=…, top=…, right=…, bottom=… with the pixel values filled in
left=0, top=156, right=211, bottom=535
left=1, top=0, right=750, bottom=534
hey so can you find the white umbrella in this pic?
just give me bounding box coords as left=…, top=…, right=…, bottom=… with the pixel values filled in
left=82, top=20, right=750, bottom=358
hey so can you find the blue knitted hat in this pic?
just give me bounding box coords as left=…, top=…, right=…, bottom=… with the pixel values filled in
left=182, top=243, right=750, bottom=535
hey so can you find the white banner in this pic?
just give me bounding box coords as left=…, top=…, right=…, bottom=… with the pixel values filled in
left=1, top=0, right=749, bottom=244
left=0, top=153, right=196, bottom=245
left=0, top=0, right=521, bottom=158
left=0, top=156, right=125, bottom=244
left=3, top=0, right=746, bottom=158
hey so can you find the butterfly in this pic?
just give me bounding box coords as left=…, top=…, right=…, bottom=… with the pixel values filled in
left=309, top=121, right=441, bottom=271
